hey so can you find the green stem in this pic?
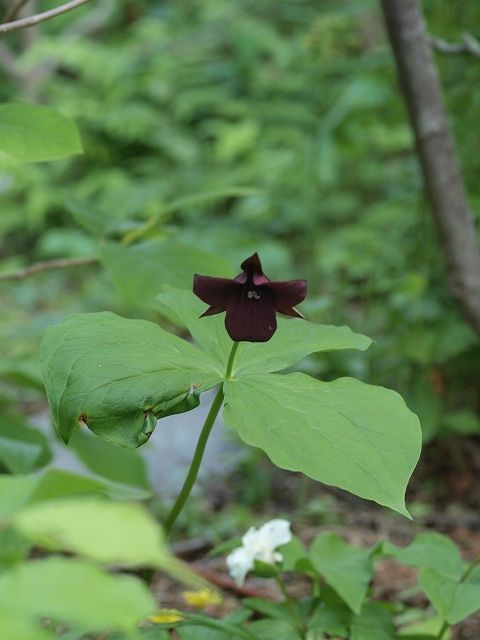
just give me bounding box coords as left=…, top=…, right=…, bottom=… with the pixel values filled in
left=164, top=385, right=224, bottom=536
left=225, top=341, right=239, bottom=379
left=274, top=574, right=306, bottom=639
left=163, top=342, right=239, bottom=537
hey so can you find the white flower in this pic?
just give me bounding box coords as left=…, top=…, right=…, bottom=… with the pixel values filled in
left=226, top=519, right=292, bottom=585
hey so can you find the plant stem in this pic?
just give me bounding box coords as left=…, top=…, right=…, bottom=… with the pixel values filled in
left=274, top=574, right=306, bottom=639
left=163, top=341, right=239, bottom=537
left=164, top=385, right=224, bottom=536
left=436, top=621, right=448, bottom=640
left=225, top=341, right=239, bottom=379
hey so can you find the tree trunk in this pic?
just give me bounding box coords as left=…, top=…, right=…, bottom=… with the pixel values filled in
left=380, top=0, right=480, bottom=335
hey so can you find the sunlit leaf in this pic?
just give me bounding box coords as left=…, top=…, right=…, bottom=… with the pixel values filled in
left=0, top=103, right=82, bottom=162
left=0, top=557, right=155, bottom=633
left=310, top=533, right=374, bottom=613
left=223, top=373, right=421, bottom=516
left=41, top=312, right=221, bottom=446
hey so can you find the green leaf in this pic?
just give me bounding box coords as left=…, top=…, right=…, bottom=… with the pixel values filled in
left=223, top=373, right=421, bottom=516
left=278, top=536, right=309, bottom=572
left=419, top=566, right=480, bottom=625
left=243, top=597, right=297, bottom=623
left=350, top=602, right=395, bottom=640
left=101, top=240, right=233, bottom=309
left=308, top=587, right=352, bottom=637
left=397, top=614, right=447, bottom=638
left=233, top=319, right=371, bottom=375
left=382, top=533, right=464, bottom=580
left=309, top=533, right=374, bottom=613
left=15, top=497, right=170, bottom=569
left=0, top=469, right=149, bottom=522
left=0, top=557, right=155, bottom=633
left=0, top=614, right=54, bottom=640
left=41, top=312, right=221, bottom=447
left=157, top=288, right=371, bottom=374
left=69, top=430, right=150, bottom=490
left=157, top=288, right=232, bottom=373
left=0, top=102, right=82, bottom=162
left=0, top=528, right=31, bottom=568
left=248, top=619, right=300, bottom=640
left=0, top=415, right=51, bottom=473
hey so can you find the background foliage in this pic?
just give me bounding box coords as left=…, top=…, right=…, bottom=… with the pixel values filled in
left=2, top=0, right=480, bottom=451
left=2, top=0, right=480, bottom=637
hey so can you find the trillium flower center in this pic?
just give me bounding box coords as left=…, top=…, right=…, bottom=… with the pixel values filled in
left=247, top=290, right=261, bottom=300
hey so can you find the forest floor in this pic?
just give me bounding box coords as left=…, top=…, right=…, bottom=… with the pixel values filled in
left=153, top=438, right=480, bottom=639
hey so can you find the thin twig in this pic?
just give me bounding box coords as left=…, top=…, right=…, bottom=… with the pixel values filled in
left=2, top=0, right=31, bottom=22
left=431, top=32, right=480, bottom=58
left=0, top=256, right=98, bottom=282
left=0, top=0, right=91, bottom=34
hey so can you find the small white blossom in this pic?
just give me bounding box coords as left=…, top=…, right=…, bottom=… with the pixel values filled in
left=226, top=519, right=292, bottom=585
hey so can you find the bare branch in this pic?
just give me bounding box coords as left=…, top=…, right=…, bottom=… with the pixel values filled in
left=431, top=31, right=480, bottom=59
left=380, top=0, right=480, bottom=335
left=0, top=0, right=91, bottom=34
left=0, top=257, right=98, bottom=283
left=2, top=0, right=31, bottom=23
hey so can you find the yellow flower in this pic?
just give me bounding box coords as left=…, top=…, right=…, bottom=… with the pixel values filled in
left=148, top=609, right=184, bottom=624
left=182, top=588, right=222, bottom=609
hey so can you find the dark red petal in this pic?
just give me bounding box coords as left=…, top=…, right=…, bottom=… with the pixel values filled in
left=269, top=279, right=307, bottom=315
left=225, top=287, right=277, bottom=342
left=239, top=252, right=270, bottom=286
left=240, top=252, right=263, bottom=274
left=193, top=274, right=233, bottom=309
left=200, top=304, right=225, bottom=317
left=277, top=306, right=305, bottom=318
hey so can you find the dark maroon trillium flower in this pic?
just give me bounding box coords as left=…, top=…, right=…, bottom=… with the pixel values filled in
left=193, top=253, right=307, bottom=342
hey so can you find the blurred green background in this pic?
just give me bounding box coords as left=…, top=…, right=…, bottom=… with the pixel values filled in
left=1, top=0, right=480, bottom=481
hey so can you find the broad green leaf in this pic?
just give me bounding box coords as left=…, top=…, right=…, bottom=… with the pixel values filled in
left=243, top=597, right=297, bottom=623
left=15, top=497, right=168, bottom=569
left=233, top=319, right=371, bottom=375
left=223, top=373, right=421, bottom=516
left=350, top=602, right=395, bottom=640
left=0, top=437, right=44, bottom=474
left=41, top=312, right=221, bottom=447
left=0, top=469, right=149, bottom=522
left=382, top=533, right=464, bottom=580
left=0, top=474, right=38, bottom=520
left=310, top=533, right=373, bottom=613
left=30, top=468, right=150, bottom=501
left=0, top=528, right=31, bottom=568
left=69, top=431, right=150, bottom=490
left=157, top=287, right=232, bottom=373
left=101, top=240, right=233, bottom=309
left=0, top=415, right=51, bottom=474
left=0, top=614, right=53, bottom=640
left=0, top=103, right=82, bottom=162
left=397, top=614, right=447, bottom=637
left=278, top=536, right=309, bottom=572
left=308, top=586, right=352, bottom=636
left=0, top=557, right=155, bottom=633
left=419, top=566, right=480, bottom=625
left=248, top=619, right=300, bottom=640
left=178, top=628, right=230, bottom=640
left=157, top=288, right=371, bottom=374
